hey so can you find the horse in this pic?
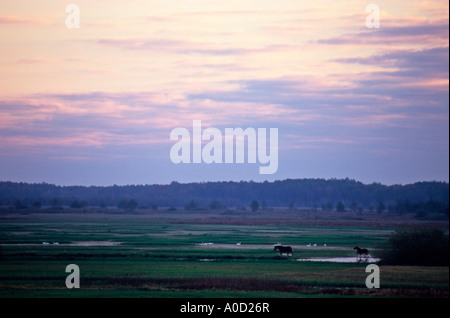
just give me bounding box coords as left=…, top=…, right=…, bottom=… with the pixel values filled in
left=354, top=246, right=369, bottom=260
left=274, top=245, right=293, bottom=256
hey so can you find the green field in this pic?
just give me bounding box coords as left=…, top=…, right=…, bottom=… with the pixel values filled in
left=0, top=210, right=448, bottom=298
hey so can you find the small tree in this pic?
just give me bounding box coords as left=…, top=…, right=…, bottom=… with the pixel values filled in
left=118, top=199, right=138, bottom=211
left=350, top=201, right=358, bottom=212
left=70, top=200, right=86, bottom=209
left=185, top=200, right=199, bottom=210
left=261, top=200, right=268, bottom=210
left=376, top=201, right=385, bottom=213
left=250, top=200, right=259, bottom=212
left=336, top=201, right=345, bottom=212
left=14, top=199, right=27, bottom=210
left=32, top=200, right=42, bottom=209
left=51, top=198, right=61, bottom=208
left=127, top=199, right=138, bottom=210
left=117, top=199, right=127, bottom=210
left=209, top=200, right=223, bottom=210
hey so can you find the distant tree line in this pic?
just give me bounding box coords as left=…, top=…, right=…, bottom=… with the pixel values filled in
left=0, top=179, right=448, bottom=218
left=389, top=199, right=449, bottom=217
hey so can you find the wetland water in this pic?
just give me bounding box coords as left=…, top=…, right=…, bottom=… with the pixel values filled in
left=297, top=257, right=380, bottom=263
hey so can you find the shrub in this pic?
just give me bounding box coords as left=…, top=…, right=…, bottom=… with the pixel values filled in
left=336, top=201, right=345, bottom=212
left=185, top=200, right=199, bottom=210
left=117, top=199, right=138, bottom=210
left=250, top=200, right=259, bottom=212
left=70, top=200, right=87, bottom=209
left=380, top=227, right=449, bottom=266
left=209, top=200, right=223, bottom=210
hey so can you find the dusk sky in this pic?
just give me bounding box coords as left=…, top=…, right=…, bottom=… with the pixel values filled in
left=0, top=0, right=448, bottom=186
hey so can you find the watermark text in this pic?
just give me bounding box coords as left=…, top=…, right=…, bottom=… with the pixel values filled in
left=170, top=120, right=278, bottom=174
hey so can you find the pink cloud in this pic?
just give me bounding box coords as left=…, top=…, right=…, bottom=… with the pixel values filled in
left=14, top=58, right=53, bottom=65
left=0, top=15, right=52, bottom=25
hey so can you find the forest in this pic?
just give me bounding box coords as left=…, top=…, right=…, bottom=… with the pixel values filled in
left=0, top=179, right=448, bottom=218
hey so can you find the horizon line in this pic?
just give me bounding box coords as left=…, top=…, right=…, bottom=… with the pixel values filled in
left=1, top=177, right=448, bottom=188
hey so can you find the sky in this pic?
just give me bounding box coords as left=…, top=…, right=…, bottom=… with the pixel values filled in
left=0, top=0, right=448, bottom=186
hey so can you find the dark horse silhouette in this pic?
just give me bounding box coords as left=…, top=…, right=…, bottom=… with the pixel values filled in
left=274, top=245, right=293, bottom=256
left=354, top=246, right=369, bottom=260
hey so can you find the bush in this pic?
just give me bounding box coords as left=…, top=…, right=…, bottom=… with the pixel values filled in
left=14, top=199, right=27, bottom=210
left=209, top=200, right=223, bottom=210
left=70, top=200, right=87, bottom=209
left=32, top=200, right=42, bottom=209
left=185, top=200, right=199, bottom=210
left=336, top=201, right=345, bottom=212
left=380, top=227, right=449, bottom=266
left=250, top=200, right=259, bottom=212
left=117, top=199, right=138, bottom=210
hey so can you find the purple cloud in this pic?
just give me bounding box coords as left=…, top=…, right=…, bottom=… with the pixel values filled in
left=317, top=21, right=448, bottom=45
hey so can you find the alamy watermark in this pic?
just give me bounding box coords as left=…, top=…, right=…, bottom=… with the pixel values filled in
left=366, top=4, right=380, bottom=28
left=170, top=120, right=278, bottom=174
left=65, top=4, right=80, bottom=29
left=365, top=264, right=380, bottom=288
left=65, top=264, right=80, bottom=288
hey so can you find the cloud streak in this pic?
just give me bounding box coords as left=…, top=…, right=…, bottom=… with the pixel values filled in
left=0, top=15, right=53, bottom=25
left=317, top=20, right=449, bottom=46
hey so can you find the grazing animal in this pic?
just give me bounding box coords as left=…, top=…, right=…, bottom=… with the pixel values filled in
left=274, top=245, right=293, bottom=256
left=354, top=246, right=369, bottom=260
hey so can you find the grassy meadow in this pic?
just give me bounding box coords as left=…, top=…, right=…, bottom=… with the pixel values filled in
left=0, top=209, right=448, bottom=298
